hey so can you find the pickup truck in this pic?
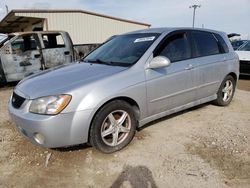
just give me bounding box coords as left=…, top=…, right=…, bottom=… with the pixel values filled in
left=0, top=31, right=99, bottom=85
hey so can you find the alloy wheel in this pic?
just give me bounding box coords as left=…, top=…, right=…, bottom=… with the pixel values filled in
left=222, top=80, right=234, bottom=102
left=100, top=110, right=131, bottom=147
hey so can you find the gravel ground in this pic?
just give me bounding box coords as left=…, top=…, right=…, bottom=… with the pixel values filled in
left=0, top=84, right=250, bottom=188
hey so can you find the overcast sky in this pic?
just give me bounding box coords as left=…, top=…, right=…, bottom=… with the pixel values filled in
left=0, top=0, right=249, bottom=37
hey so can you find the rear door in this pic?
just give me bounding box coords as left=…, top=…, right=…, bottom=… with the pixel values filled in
left=41, top=33, right=73, bottom=69
left=190, top=31, right=227, bottom=99
left=1, top=34, right=42, bottom=81
left=146, top=31, right=198, bottom=116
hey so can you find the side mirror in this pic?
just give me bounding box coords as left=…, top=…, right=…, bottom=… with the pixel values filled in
left=148, top=56, right=171, bottom=69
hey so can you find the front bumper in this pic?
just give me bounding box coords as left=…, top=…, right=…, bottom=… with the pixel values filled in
left=8, top=101, right=93, bottom=148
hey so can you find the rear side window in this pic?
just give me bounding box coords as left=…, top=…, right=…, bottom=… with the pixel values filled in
left=214, top=33, right=229, bottom=53
left=156, top=33, right=191, bottom=62
left=42, top=33, right=65, bottom=49
left=192, top=31, right=220, bottom=57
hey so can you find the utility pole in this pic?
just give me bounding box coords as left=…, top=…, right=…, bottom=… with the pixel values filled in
left=5, top=5, right=9, bottom=14
left=189, top=4, right=201, bottom=28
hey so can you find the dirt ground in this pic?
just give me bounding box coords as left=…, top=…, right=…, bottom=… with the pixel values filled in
left=0, top=80, right=250, bottom=188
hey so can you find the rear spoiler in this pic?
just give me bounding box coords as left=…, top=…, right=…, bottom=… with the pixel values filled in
left=228, top=33, right=240, bottom=38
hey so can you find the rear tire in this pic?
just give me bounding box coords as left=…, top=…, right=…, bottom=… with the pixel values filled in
left=213, top=75, right=236, bottom=106
left=89, top=100, right=137, bottom=153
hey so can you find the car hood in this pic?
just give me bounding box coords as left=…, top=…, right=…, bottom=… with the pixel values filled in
left=15, top=62, right=128, bottom=99
left=236, top=51, right=250, bottom=61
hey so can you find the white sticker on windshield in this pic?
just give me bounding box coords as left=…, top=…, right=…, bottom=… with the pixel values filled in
left=134, top=36, right=155, bottom=43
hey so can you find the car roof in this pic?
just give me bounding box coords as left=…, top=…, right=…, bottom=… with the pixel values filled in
left=9, top=31, right=66, bottom=36
left=126, top=27, right=225, bottom=35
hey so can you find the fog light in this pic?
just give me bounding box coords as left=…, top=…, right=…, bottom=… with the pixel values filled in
left=33, top=133, right=45, bottom=145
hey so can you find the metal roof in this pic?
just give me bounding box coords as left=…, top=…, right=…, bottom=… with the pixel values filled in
left=0, top=11, right=43, bottom=33
left=0, top=9, right=150, bottom=33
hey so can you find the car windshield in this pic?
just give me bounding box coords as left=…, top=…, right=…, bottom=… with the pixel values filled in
left=83, top=33, right=160, bottom=67
left=238, top=41, right=250, bottom=51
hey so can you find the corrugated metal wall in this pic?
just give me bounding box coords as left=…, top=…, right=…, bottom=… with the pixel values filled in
left=15, top=12, right=149, bottom=44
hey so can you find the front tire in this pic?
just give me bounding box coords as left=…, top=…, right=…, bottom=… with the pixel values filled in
left=213, top=75, right=236, bottom=106
left=89, top=100, right=137, bottom=153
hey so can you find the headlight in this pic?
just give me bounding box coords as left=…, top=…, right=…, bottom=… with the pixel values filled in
left=29, top=95, right=72, bottom=115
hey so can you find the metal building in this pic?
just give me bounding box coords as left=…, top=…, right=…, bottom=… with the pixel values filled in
left=0, top=9, right=150, bottom=44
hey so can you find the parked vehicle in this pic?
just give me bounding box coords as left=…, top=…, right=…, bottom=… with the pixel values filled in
left=0, top=31, right=99, bottom=85
left=236, top=41, right=250, bottom=75
left=231, top=40, right=248, bottom=50
left=9, top=27, right=239, bottom=153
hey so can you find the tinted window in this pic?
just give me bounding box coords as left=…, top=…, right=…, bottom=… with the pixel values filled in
left=214, top=34, right=229, bottom=53
left=192, top=31, right=220, bottom=57
left=157, top=33, right=191, bottom=62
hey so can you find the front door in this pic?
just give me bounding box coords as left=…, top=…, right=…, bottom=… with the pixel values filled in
left=1, top=34, right=42, bottom=82
left=146, top=32, right=198, bottom=116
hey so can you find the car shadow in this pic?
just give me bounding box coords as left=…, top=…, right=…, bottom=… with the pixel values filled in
left=138, top=102, right=210, bottom=131
left=53, top=143, right=91, bottom=152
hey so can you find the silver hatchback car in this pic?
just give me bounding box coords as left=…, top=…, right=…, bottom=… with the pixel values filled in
left=9, top=28, right=239, bottom=153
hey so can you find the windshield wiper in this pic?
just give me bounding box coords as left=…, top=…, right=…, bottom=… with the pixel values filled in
left=85, top=59, right=109, bottom=65
left=85, top=59, right=130, bottom=67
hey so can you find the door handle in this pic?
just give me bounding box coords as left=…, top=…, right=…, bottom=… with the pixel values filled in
left=64, top=51, right=70, bottom=55
left=185, top=64, right=194, bottom=70
left=34, top=54, right=40, bottom=58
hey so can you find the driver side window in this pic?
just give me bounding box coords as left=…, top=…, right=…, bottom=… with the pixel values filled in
left=11, top=37, right=24, bottom=54
left=11, top=35, right=38, bottom=54
left=156, top=33, right=191, bottom=62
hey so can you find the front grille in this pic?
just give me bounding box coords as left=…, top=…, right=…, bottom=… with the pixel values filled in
left=12, top=92, right=26, bottom=109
